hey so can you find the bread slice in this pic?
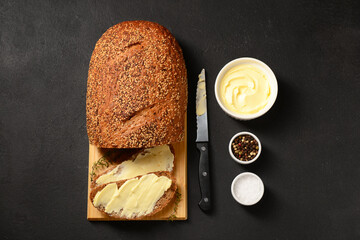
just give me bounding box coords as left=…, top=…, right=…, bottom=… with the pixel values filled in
left=91, top=144, right=175, bottom=188
left=89, top=171, right=177, bottom=220
left=86, top=20, right=187, bottom=149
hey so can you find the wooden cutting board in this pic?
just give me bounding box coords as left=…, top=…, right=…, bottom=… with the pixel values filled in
left=87, top=119, right=187, bottom=221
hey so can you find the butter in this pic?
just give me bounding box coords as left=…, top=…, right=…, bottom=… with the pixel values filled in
left=93, top=174, right=172, bottom=218
left=219, top=64, right=270, bottom=114
left=92, top=182, right=118, bottom=207
left=196, top=72, right=207, bottom=116
left=96, top=145, right=174, bottom=185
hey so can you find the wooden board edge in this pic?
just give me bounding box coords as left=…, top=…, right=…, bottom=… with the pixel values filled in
left=86, top=142, right=95, bottom=220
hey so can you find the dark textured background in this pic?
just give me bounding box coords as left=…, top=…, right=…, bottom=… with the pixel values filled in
left=1, top=0, right=360, bottom=239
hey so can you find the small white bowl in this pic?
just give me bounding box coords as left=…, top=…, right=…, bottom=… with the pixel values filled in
left=214, top=57, right=278, bottom=120
left=231, top=172, right=264, bottom=206
left=229, top=132, right=261, bottom=165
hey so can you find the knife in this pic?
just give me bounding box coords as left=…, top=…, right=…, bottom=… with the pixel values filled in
left=196, top=69, right=211, bottom=211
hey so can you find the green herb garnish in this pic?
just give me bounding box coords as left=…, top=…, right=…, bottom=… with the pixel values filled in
left=90, top=150, right=114, bottom=181
left=168, top=189, right=182, bottom=221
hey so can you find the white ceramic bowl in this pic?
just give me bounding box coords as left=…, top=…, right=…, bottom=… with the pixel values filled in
left=231, top=172, right=264, bottom=206
left=229, top=131, right=261, bottom=165
left=214, top=57, right=278, bottom=120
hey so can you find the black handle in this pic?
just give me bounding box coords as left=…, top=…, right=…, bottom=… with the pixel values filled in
left=197, top=142, right=211, bottom=211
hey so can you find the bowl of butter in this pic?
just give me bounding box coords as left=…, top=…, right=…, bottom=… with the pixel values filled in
left=214, top=57, right=278, bottom=120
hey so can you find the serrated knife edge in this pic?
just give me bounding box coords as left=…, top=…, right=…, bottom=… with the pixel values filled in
left=196, top=69, right=208, bottom=142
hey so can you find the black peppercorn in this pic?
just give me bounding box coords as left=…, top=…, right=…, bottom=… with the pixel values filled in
left=231, top=134, right=259, bottom=161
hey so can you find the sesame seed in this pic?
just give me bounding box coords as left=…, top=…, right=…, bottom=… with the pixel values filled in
left=86, top=21, right=187, bottom=148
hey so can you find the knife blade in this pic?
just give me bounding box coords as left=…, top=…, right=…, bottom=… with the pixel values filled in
left=196, top=69, right=211, bottom=211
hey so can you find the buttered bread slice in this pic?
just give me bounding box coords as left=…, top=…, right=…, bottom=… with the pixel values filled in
left=90, top=172, right=177, bottom=219
left=92, top=145, right=174, bottom=187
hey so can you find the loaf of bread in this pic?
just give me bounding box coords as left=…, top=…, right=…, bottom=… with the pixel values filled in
left=86, top=21, right=187, bottom=148
left=90, top=171, right=177, bottom=220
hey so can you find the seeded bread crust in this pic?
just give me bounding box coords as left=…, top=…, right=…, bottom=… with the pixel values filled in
left=86, top=21, right=187, bottom=148
left=89, top=171, right=177, bottom=220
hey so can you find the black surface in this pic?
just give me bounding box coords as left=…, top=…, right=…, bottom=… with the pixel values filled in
left=1, top=0, right=360, bottom=239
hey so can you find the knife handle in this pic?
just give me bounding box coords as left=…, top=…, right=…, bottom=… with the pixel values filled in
left=197, top=142, right=211, bottom=211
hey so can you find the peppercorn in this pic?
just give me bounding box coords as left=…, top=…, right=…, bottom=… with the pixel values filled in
left=231, top=134, right=259, bottom=161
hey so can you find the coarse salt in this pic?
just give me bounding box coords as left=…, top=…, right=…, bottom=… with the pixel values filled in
left=233, top=173, right=263, bottom=205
